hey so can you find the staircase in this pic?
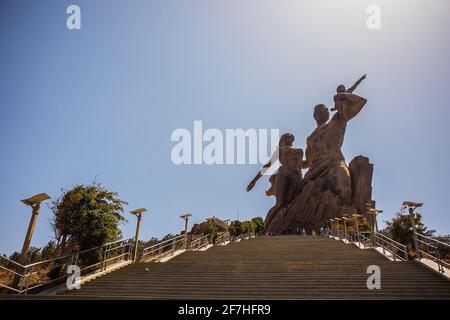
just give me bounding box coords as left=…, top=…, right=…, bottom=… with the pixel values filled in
left=59, top=236, right=450, bottom=299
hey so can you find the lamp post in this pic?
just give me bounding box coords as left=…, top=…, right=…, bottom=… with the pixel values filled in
left=130, top=208, right=147, bottom=262
left=352, top=213, right=362, bottom=244
left=19, top=193, right=51, bottom=264
left=180, top=214, right=192, bottom=249
left=368, top=208, right=383, bottom=233
left=334, top=217, right=342, bottom=238
left=329, top=219, right=335, bottom=236
left=342, top=216, right=351, bottom=240
left=13, top=193, right=51, bottom=288
left=403, top=201, right=423, bottom=260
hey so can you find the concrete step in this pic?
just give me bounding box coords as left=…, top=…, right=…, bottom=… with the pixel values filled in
left=54, top=235, right=450, bottom=299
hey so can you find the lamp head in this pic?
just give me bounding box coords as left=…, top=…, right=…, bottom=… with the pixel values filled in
left=368, top=208, right=383, bottom=214
left=130, top=208, right=148, bottom=216
left=365, top=201, right=376, bottom=209
left=180, top=213, right=192, bottom=220
left=21, top=193, right=51, bottom=207
left=402, top=201, right=423, bottom=208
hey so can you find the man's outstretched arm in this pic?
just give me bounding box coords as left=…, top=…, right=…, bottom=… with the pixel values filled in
left=335, top=92, right=367, bottom=122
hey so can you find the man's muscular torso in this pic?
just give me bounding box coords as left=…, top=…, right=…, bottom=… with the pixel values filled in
left=307, top=114, right=347, bottom=164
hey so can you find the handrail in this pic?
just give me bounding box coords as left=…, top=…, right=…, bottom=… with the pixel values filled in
left=416, top=233, right=450, bottom=273
left=142, top=235, right=184, bottom=254
left=418, top=233, right=450, bottom=249
left=351, top=231, right=408, bottom=261
left=141, top=235, right=185, bottom=262
left=214, top=232, right=231, bottom=245
left=24, top=238, right=133, bottom=269
left=190, top=234, right=210, bottom=250
left=355, top=231, right=372, bottom=248
left=232, top=232, right=255, bottom=242
left=375, top=232, right=406, bottom=250
left=373, top=232, right=408, bottom=261
left=0, top=255, right=26, bottom=269
left=342, top=232, right=353, bottom=242
left=0, top=238, right=134, bottom=294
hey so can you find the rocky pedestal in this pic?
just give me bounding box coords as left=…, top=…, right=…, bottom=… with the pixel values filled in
left=266, top=155, right=374, bottom=234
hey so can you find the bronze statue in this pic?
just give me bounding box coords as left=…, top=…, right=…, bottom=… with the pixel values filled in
left=302, top=92, right=367, bottom=205
left=247, top=133, right=303, bottom=232
left=332, top=74, right=366, bottom=111
left=259, top=75, right=373, bottom=234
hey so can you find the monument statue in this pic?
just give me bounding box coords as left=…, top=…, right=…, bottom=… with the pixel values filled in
left=247, top=133, right=303, bottom=232
left=250, top=75, right=374, bottom=234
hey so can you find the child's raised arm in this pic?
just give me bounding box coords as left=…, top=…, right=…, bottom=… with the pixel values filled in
left=347, top=74, right=367, bottom=93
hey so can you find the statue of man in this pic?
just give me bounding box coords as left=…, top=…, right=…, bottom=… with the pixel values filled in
left=302, top=91, right=367, bottom=206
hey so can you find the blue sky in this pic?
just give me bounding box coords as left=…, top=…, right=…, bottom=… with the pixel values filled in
left=1, top=0, right=449, bottom=254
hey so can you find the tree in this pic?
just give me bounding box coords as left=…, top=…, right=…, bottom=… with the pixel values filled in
left=50, top=183, right=127, bottom=263
left=41, top=241, right=58, bottom=261
left=251, top=217, right=264, bottom=234
left=8, top=247, right=41, bottom=265
left=381, top=212, right=434, bottom=259
left=241, top=221, right=253, bottom=234
left=228, top=217, right=264, bottom=236
left=229, top=220, right=243, bottom=236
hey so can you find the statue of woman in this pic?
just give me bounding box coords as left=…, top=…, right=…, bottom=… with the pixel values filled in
left=247, top=133, right=303, bottom=232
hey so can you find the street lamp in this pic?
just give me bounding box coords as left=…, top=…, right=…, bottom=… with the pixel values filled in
left=329, top=219, right=335, bottom=236
left=402, top=201, right=423, bottom=259
left=180, top=213, right=192, bottom=249
left=334, top=217, right=342, bottom=238
left=130, top=208, right=148, bottom=262
left=12, top=193, right=51, bottom=289
left=352, top=213, right=363, bottom=244
left=368, top=208, right=383, bottom=233
left=342, top=216, right=351, bottom=239
left=19, top=193, right=51, bottom=264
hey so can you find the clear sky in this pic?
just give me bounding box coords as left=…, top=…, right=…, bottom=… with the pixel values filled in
left=1, top=0, right=449, bottom=254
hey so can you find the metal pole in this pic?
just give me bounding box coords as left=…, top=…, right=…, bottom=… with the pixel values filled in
left=184, top=217, right=189, bottom=249
left=343, top=220, right=347, bottom=239
left=133, top=214, right=142, bottom=262
left=13, top=204, right=41, bottom=289
left=369, top=214, right=376, bottom=246
left=374, top=213, right=379, bottom=233
left=409, top=207, right=421, bottom=259
left=19, top=205, right=40, bottom=264
left=354, top=216, right=361, bottom=245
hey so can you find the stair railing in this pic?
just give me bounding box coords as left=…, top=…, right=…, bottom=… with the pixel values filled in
left=230, top=234, right=241, bottom=242
left=230, top=232, right=254, bottom=242
left=325, top=227, right=334, bottom=238
left=355, top=231, right=372, bottom=249
left=189, top=234, right=211, bottom=250
left=373, top=232, right=409, bottom=261
left=0, top=255, right=25, bottom=293
left=416, top=233, right=450, bottom=273
left=342, top=232, right=353, bottom=243
left=141, top=235, right=185, bottom=262
left=0, top=237, right=133, bottom=294
left=214, top=232, right=231, bottom=245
